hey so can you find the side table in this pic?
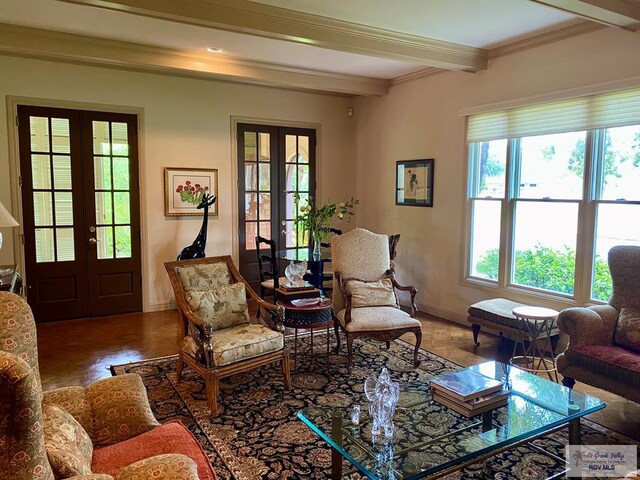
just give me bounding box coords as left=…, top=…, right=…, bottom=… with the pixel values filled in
left=278, top=298, right=333, bottom=374
left=510, top=306, right=560, bottom=382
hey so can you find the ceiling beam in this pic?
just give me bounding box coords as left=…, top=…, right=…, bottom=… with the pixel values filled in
left=530, top=0, right=640, bottom=31
left=0, top=24, right=389, bottom=96
left=57, top=0, right=488, bottom=71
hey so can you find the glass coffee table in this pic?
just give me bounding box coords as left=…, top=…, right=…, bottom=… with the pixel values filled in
left=298, top=361, right=605, bottom=479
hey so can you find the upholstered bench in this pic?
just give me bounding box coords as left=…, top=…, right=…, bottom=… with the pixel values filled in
left=467, top=298, right=561, bottom=347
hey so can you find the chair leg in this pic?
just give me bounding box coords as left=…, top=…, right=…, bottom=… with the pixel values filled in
left=472, top=323, right=481, bottom=346
left=205, top=372, right=219, bottom=415
left=282, top=350, right=292, bottom=390
left=385, top=341, right=391, bottom=349
left=413, top=329, right=422, bottom=367
left=346, top=335, right=354, bottom=373
left=176, top=354, right=184, bottom=384
left=562, top=376, right=576, bottom=389
left=334, top=320, right=341, bottom=353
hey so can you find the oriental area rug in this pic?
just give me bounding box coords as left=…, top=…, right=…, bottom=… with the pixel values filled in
left=112, top=335, right=634, bottom=480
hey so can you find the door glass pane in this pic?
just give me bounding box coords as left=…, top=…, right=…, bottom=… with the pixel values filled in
left=258, top=163, right=270, bottom=191
left=259, top=133, right=270, bottom=161
left=30, top=117, right=50, bottom=152
left=95, top=192, right=113, bottom=224
left=96, top=226, right=114, bottom=259
left=298, top=136, right=309, bottom=163
left=114, top=192, right=130, bottom=224
left=31, top=155, right=51, bottom=189
left=592, top=203, right=640, bottom=301
left=512, top=201, right=579, bottom=295
left=259, top=222, right=271, bottom=241
left=470, top=200, right=501, bottom=280
left=111, top=122, right=129, bottom=156
left=245, top=193, right=257, bottom=220
left=94, top=157, right=112, bottom=190
left=54, top=192, right=73, bottom=226
left=53, top=156, right=72, bottom=190
left=51, top=118, right=70, bottom=153
left=245, top=222, right=258, bottom=250
left=285, top=135, right=297, bottom=163
left=259, top=193, right=271, bottom=220
left=244, top=132, right=257, bottom=161
left=518, top=131, right=586, bottom=200
left=599, top=125, right=640, bottom=201
left=245, top=163, right=257, bottom=191
left=297, top=165, right=309, bottom=191
left=35, top=228, right=55, bottom=263
left=93, top=121, right=110, bottom=154
left=285, top=164, right=298, bottom=191
left=470, top=139, right=507, bottom=198
left=115, top=226, right=132, bottom=258
left=56, top=228, right=75, bottom=261
left=113, top=158, right=130, bottom=190
left=285, top=220, right=297, bottom=247
left=285, top=193, right=296, bottom=220
left=33, top=192, right=53, bottom=226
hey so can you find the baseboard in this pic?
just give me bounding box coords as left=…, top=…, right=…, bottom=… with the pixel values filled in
left=145, top=300, right=175, bottom=312
left=397, top=296, right=468, bottom=326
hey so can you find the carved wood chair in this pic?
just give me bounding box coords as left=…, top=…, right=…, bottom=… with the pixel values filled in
left=331, top=228, right=422, bottom=372
left=165, top=256, right=291, bottom=415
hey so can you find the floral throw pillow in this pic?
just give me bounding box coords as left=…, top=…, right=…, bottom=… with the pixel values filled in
left=345, top=277, right=397, bottom=308
left=614, top=307, right=640, bottom=352
left=185, top=282, right=250, bottom=330
left=42, top=404, right=94, bottom=478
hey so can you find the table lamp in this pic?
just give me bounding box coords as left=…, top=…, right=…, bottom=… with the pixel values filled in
left=0, top=200, right=19, bottom=256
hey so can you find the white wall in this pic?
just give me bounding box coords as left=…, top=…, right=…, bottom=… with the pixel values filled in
left=353, top=27, right=640, bottom=322
left=0, top=55, right=356, bottom=311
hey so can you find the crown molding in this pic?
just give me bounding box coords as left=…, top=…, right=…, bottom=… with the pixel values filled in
left=58, top=0, right=488, bottom=71
left=0, top=24, right=389, bottom=96
left=390, top=67, right=446, bottom=87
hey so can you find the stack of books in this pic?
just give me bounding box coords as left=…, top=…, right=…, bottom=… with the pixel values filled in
left=429, top=369, right=509, bottom=417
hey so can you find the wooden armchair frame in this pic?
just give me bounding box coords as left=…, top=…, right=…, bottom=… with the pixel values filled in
left=333, top=269, right=421, bottom=372
left=165, top=255, right=291, bottom=414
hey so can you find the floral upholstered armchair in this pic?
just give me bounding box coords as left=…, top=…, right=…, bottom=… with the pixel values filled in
left=331, top=228, right=422, bottom=371
left=165, top=255, right=291, bottom=414
left=0, top=292, right=215, bottom=480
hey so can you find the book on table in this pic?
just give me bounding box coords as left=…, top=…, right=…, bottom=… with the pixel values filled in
left=431, top=388, right=509, bottom=417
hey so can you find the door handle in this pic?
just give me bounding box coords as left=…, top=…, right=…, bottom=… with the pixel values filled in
left=281, top=230, right=286, bottom=236
left=88, top=238, right=98, bottom=245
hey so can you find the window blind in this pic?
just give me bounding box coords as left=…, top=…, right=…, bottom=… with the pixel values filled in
left=467, top=87, right=640, bottom=142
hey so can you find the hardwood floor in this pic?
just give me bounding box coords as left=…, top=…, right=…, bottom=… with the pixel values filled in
left=36, top=309, right=640, bottom=441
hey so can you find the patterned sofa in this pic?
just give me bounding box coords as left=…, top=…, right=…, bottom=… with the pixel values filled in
left=556, top=246, right=640, bottom=403
left=0, top=292, right=215, bottom=480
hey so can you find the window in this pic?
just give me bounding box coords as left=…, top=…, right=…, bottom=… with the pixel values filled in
left=466, top=88, right=640, bottom=303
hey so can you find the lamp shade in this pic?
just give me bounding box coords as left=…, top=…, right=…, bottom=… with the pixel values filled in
left=0, top=201, right=19, bottom=227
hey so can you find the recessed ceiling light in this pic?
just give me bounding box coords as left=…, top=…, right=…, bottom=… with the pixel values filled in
left=206, top=46, right=224, bottom=53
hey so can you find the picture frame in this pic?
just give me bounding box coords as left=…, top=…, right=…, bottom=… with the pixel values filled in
left=164, top=167, right=219, bottom=216
left=395, top=159, right=434, bottom=207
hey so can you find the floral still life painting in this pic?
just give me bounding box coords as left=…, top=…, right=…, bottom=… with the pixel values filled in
left=164, top=167, right=218, bottom=216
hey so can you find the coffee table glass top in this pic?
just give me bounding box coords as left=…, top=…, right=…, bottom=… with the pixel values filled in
left=297, top=361, right=605, bottom=479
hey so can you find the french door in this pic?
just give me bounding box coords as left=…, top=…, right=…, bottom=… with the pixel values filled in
left=237, top=123, right=316, bottom=291
left=17, top=105, right=142, bottom=322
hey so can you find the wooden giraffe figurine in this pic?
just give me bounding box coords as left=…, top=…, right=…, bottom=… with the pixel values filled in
left=177, top=193, right=217, bottom=260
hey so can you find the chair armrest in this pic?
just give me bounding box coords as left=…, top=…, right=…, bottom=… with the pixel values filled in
left=67, top=475, right=114, bottom=480
left=245, top=285, right=284, bottom=332
left=43, top=386, right=94, bottom=437
left=390, top=275, right=417, bottom=317
left=115, top=454, right=199, bottom=480
left=335, top=272, right=353, bottom=324
left=556, top=305, right=618, bottom=348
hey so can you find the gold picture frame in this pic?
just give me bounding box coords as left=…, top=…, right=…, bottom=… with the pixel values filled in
left=164, top=167, right=219, bottom=216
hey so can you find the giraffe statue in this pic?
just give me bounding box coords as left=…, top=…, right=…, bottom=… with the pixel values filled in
left=177, top=193, right=217, bottom=260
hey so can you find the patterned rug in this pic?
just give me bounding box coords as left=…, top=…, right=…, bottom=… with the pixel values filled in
left=111, top=333, right=635, bottom=480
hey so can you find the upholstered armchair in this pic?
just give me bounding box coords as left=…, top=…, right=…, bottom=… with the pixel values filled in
left=165, top=255, right=291, bottom=414
left=331, top=228, right=422, bottom=371
left=0, top=292, right=214, bottom=480
left=556, top=246, right=640, bottom=403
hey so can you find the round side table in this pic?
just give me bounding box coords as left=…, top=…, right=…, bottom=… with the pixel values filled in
left=278, top=298, right=333, bottom=374
left=510, top=306, right=560, bottom=382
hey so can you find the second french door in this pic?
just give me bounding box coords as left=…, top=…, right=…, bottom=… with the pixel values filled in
left=237, top=123, right=316, bottom=291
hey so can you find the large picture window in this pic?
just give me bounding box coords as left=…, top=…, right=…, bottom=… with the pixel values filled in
left=465, top=88, right=640, bottom=303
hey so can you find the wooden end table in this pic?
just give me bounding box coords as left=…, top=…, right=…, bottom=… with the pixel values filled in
left=278, top=298, right=333, bottom=374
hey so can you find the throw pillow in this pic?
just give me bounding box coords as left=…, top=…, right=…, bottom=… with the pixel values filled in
left=185, top=282, right=250, bottom=330
left=345, top=277, right=397, bottom=308
left=176, top=262, right=232, bottom=292
left=614, top=307, right=640, bottom=352
left=42, top=404, right=94, bottom=478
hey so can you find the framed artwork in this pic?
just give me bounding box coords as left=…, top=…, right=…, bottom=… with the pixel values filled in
left=395, top=159, right=434, bottom=207
left=164, top=167, right=218, bottom=216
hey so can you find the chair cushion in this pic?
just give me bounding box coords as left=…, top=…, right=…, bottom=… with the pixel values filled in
left=42, top=404, right=93, bottom=478
left=92, top=421, right=215, bottom=480
left=176, top=262, right=232, bottom=292
left=260, top=277, right=288, bottom=290
left=564, top=345, right=640, bottom=388
left=185, top=282, right=250, bottom=330
left=181, top=324, right=284, bottom=367
left=345, top=277, right=397, bottom=308
left=614, top=307, right=640, bottom=353
left=336, top=307, right=421, bottom=332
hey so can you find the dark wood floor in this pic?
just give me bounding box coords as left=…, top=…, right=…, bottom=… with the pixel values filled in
left=36, top=309, right=640, bottom=441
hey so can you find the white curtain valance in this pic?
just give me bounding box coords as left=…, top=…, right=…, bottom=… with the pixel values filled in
left=467, top=88, right=640, bottom=142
